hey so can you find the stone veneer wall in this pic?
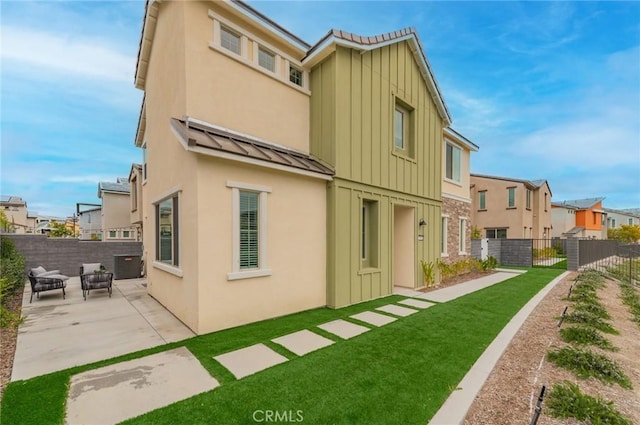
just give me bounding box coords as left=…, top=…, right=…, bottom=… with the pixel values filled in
left=441, top=196, right=472, bottom=263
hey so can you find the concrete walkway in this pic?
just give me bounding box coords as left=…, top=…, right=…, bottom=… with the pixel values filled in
left=12, top=277, right=194, bottom=381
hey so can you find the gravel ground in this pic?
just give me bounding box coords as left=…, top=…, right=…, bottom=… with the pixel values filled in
left=464, top=272, right=640, bottom=424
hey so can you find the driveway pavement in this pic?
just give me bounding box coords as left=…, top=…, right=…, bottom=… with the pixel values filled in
left=12, top=277, right=195, bottom=381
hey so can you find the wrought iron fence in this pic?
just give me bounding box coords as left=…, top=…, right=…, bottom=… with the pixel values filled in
left=578, top=242, right=640, bottom=284
left=532, top=239, right=567, bottom=269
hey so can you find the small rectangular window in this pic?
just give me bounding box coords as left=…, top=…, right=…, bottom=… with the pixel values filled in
left=394, top=108, right=404, bottom=149
left=123, top=230, right=130, bottom=238
left=221, top=26, right=241, bottom=55
left=544, top=193, right=548, bottom=212
left=440, top=216, right=448, bottom=255
left=109, top=230, right=117, bottom=238
left=258, top=47, right=275, bottom=72
left=142, top=143, right=147, bottom=181
left=156, top=195, right=179, bottom=266
left=445, top=143, right=461, bottom=183
left=131, top=176, right=138, bottom=212
left=459, top=219, right=466, bottom=253
left=629, top=218, right=634, bottom=225
left=361, top=200, right=379, bottom=268
left=507, top=187, right=516, bottom=208
left=479, top=191, right=486, bottom=210
left=289, top=66, right=303, bottom=86
left=239, top=191, right=259, bottom=269
left=611, top=219, right=616, bottom=228
left=526, top=189, right=531, bottom=209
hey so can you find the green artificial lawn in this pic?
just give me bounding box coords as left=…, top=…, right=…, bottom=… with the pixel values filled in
left=1, top=268, right=563, bottom=425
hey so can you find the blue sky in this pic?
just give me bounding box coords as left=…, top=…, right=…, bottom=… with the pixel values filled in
left=1, top=1, right=639, bottom=217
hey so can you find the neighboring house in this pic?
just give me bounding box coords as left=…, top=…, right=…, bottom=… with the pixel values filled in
left=441, top=128, right=478, bottom=261
left=551, top=197, right=606, bottom=239
left=470, top=174, right=553, bottom=239
left=129, top=164, right=144, bottom=242
left=603, top=207, right=640, bottom=231
left=98, top=178, right=139, bottom=241
left=33, top=215, right=66, bottom=235
left=1, top=195, right=35, bottom=233
left=134, top=0, right=452, bottom=334
left=77, top=203, right=103, bottom=240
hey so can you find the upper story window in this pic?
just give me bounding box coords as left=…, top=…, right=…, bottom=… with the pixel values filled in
left=526, top=189, right=532, bottom=209
left=220, top=26, right=241, bottom=55
left=258, top=46, right=275, bottom=72
left=479, top=191, right=486, bottom=210
left=289, top=66, right=303, bottom=86
left=445, top=143, right=461, bottom=183
left=142, top=142, right=147, bottom=182
left=393, top=98, right=414, bottom=157
left=629, top=218, right=634, bottom=225
left=507, top=187, right=516, bottom=208
left=544, top=193, right=548, bottom=211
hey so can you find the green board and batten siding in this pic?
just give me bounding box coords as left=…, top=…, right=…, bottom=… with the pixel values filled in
left=311, top=42, right=444, bottom=308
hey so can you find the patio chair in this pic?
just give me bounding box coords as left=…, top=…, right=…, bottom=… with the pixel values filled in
left=80, top=263, right=113, bottom=301
left=28, top=266, right=69, bottom=303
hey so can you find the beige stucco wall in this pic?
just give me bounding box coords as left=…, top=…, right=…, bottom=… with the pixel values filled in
left=195, top=157, right=327, bottom=334
left=183, top=1, right=310, bottom=153
left=551, top=206, right=576, bottom=238
left=143, top=0, right=201, bottom=333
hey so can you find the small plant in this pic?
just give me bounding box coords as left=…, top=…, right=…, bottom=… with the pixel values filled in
left=547, top=381, right=632, bottom=425
left=547, top=347, right=632, bottom=388
left=619, top=282, right=640, bottom=328
left=480, top=256, right=497, bottom=272
left=559, top=326, right=617, bottom=351
left=573, top=302, right=611, bottom=320
left=471, top=226, right=482, bottom=239
left=564, top=310, right=619, bottom=335
left=420, top=260, right=435, bottom=287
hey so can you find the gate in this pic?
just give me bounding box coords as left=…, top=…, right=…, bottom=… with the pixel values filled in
left=532, top=238, right=567, bottom=269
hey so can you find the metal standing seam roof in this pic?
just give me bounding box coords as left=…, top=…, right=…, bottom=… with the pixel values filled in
left=170, top=118, right=334, bottom=177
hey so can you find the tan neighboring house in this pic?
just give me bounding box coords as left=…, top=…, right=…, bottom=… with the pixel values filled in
left=129, top=163, right=144, bottom=241
left=98, top=178, right=139, bottom=241
left=470, top=174, right=553, bottom=239
left=441, top=128, right=478, bottom=261
left=77, top=204, right=102, bottom=240
left=551, top=197, right=606, bottom=239
left=1, top=195, right=35, bottom=233
left=134, top=0, right=453, bottom=334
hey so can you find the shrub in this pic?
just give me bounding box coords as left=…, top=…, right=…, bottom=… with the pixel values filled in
left=480, top=256, right=497, bottom=272
left=619, top=282, right=640, bottom=328
left=564, top=310, right=618, bottom=334
left=533, top=247, right=557, bottom=258
left=559, top=326, right=617, bottom=351
left=420, top=261, right=435, bottom=287
left=547, top=347, right=632, bottom=388
left=573, top=302, right=611, bottom=320
left=0, top=236, right=26, bottom=294
left=547, top=381, right=632, bottom=425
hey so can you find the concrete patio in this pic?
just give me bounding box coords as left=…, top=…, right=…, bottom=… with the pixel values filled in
left=12, top=276, right=194, bottom=381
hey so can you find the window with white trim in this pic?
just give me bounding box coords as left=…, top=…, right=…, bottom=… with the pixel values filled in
left=441, top=216, right=448, bottom=255
left=459, top=218, right=467, bottom=253
left=227, top=181, right=271, bottom=280
left=629, top=218, right=633, bottom=225
left=526, top=189, right=532, bottom=209
left=155, top=195, right=179, bottom=267
left=258, top=46, right=275, bottom=72
left=221, top=26, right=241, bottom=55
left=479, top=191, right=486, bottom=210
left=123, top=230, right=131, bottom=238
left=142, top=142, right=147, bottom=182
left=445, top=143, right=461, bottom=183
left=108, top=230, right=117, bottom=239
left=289, top=66, right=303, bottom=86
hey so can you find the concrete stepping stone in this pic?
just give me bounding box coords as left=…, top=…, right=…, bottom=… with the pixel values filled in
left=66, top=347, right=218, bottom=425
left=350, top=311, right=397, bottom=327
left=376, top=304, right=418, bottom=317
left=398, top=298, right=435, bottom=309
left=214, top=343, right=288, bottom=379
left=318, top=319, right=370, bottom=340
left=272, top=329, right=334, bottom=356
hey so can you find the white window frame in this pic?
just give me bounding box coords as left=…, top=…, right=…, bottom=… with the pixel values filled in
left=459, top=218, right=468, bottom=255
left=507, top=187, right=516, bottom=208
left=227, top=181, right=272, bottom=281
left=142, top=141, right=148, bottom=183
left=257, top=45, right=276, bottom=72
left=445, top=143, right=461, bottom=183
left=108, top=230, right=117, bottom=239
left=441, top=215, right=449, bottom=256
left=526, top=189, right=532, bottom=209
left=289, top=65, right=303, bottom=86
left=394, top=106, right=405, bottom=150
left=479, top=191, right=486, bottom=210
left=220, top=25, right=242, bottom=55
left=152, top=188, right=182, bottom=277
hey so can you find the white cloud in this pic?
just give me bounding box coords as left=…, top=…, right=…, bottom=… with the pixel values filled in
left=1, top=26, right=134, bottom=82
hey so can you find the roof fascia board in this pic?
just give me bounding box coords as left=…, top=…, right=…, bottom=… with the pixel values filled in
left=444, top=128, right=479, bottom=152
left=224, top=0, right=309, bottom=53
left=303, top=33, right=451, bottom=126
left=134, top=0, right=160, bottom=90
left=135, top=96, right=146, bottom=147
